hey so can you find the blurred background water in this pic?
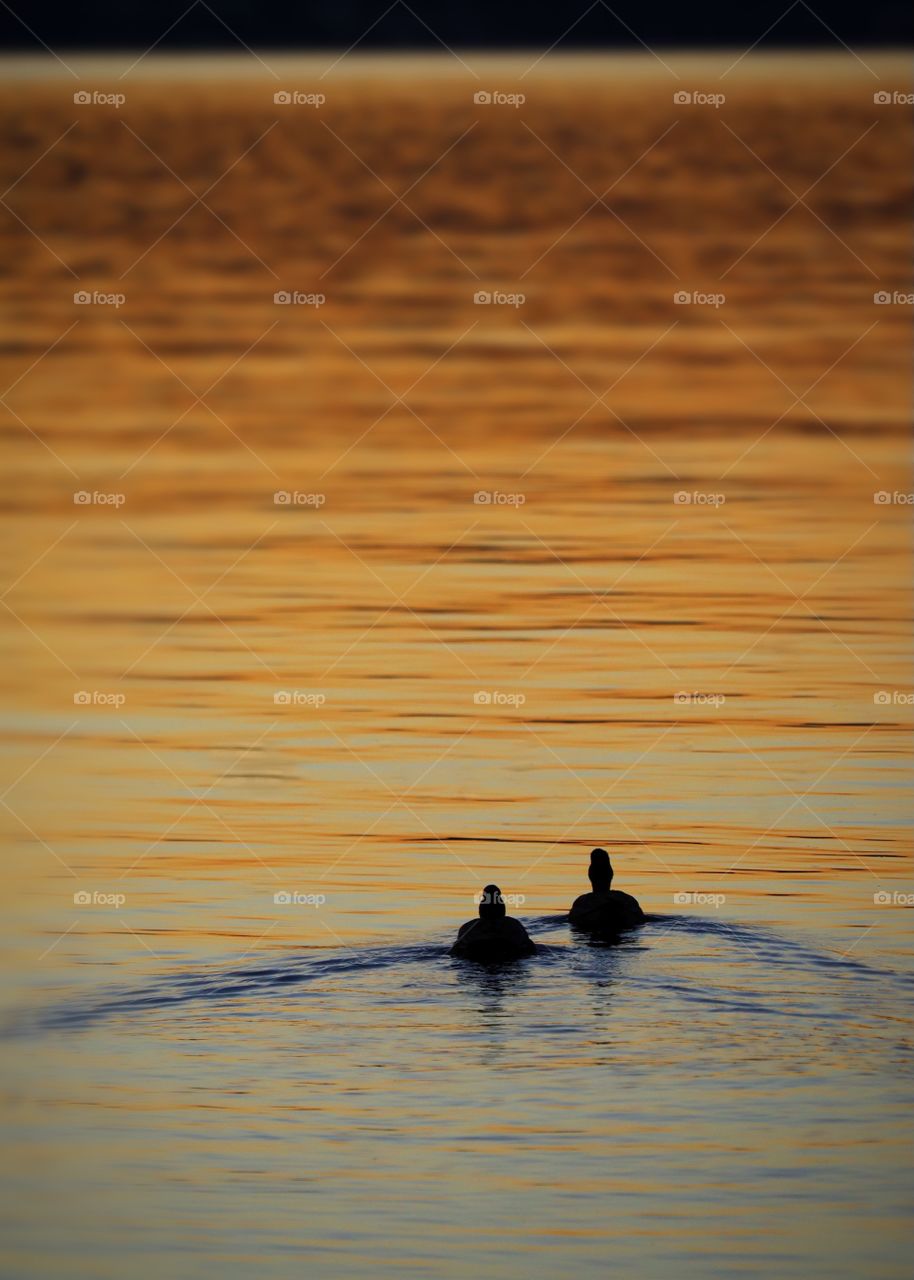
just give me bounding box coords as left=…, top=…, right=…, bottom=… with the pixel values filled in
left=0, top=54, right=911, bottom=1278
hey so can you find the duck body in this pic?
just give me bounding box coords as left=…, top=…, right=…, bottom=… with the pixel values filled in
left=449, top=916, right=536, bottom=960
left=568, top=889, right=644, bottom=932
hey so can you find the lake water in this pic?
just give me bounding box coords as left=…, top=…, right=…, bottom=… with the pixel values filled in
left=0, top=53, right=912, bottom=1278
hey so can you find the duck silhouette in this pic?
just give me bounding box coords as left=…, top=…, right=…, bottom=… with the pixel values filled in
left=450, top=885, right=536, bottom=960
left=569, top=849, right=644, bottom=932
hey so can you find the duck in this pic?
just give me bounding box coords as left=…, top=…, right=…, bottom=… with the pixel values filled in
left=569, top=849, right=644, bottom=932
left=450, top=884, right=536, bottom=960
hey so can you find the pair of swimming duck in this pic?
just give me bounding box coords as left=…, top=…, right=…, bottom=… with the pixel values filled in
left=450, top=848, right=643, bottom=961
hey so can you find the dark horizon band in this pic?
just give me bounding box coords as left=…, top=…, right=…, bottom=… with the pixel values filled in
left=0, top=0, right=910, bottom=52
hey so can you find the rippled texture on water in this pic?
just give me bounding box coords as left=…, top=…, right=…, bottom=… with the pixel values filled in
left=0, top=53, right=912, bottom=1279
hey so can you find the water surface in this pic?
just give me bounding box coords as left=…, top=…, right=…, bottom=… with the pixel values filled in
left=0, top=53, right=911, bottom=1278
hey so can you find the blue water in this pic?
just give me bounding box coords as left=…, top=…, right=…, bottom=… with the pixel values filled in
left=2, top=913, right=911, bottom=1280
left=8, top=913, right=910, bottom=1034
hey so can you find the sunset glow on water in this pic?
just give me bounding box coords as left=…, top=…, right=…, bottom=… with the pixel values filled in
left=0, top=53, right=912, bottom=1278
